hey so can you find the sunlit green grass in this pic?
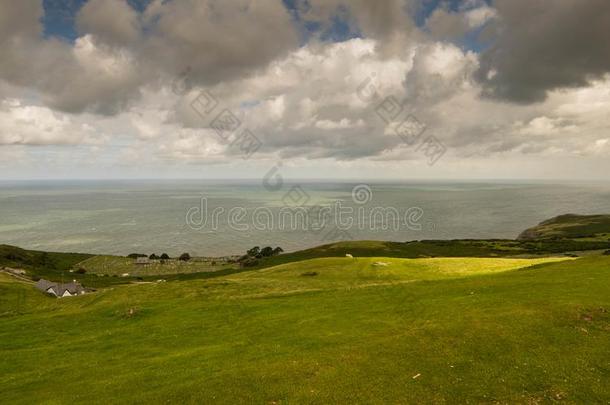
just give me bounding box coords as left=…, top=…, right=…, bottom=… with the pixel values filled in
left=1, top=256, right=608, bottom=403
left=224, top=256, right=570, bottom=297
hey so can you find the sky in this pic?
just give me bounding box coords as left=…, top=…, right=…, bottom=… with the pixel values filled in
left=1, top=0, right=610, bottom=180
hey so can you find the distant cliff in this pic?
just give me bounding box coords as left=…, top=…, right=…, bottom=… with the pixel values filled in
left=518, top=214, right=610, bottom=241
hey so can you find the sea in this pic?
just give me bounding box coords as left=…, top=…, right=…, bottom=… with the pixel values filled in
left=1, top=180, right=610, bottom=256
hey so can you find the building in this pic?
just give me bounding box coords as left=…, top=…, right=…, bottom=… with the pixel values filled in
left=135, top=257, right=150, bottom=265
left=35, top=279, right=86, bottom=297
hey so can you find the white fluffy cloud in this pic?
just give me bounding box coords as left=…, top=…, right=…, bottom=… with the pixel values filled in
left=0, top=99, right=102, bottom=145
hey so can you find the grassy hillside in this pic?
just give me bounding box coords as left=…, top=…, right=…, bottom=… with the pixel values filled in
left=0, top=244, right=101, bottom=283
left=1, top=255, right=608, bottom=403
left=78, top=255, right=238, bottom=276
left=3, top=235, right=608, bottom=289
left=254, top=238, right=610, bottom=269
left=0, top=245, right=248, bottom=287
left=0, top=244, right=91, bottom=272
left=234, top=256, right=570, bottom=291
left=518, top=214, right=610, bottom=241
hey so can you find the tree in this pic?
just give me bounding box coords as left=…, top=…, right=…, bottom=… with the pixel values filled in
left=149, top=253, right=159, bottom=260
left=272, top=247, right=284, bottom=256
left=127, top=253, right=146, bottom=259
left=260, top=246, right=274, bottom=257
left=160, top=253, right=170, bottom=260
left=247, top=246, right=260, bottom=257
left=179, top=253, right=191, bottom=261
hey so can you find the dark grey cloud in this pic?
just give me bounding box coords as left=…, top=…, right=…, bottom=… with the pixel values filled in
left=76, top=0, right=140, bottom=46
left=476, top=0, right=610, bottom=103
left=138, top=0, right=300, bottom=86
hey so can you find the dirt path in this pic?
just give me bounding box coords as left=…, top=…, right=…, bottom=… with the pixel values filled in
left=0, top=268, right=34, bottom=284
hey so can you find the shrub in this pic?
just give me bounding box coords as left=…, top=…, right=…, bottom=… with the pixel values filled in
left=127, top=253, right=147, bottom=259
left=75, top=267, right=87, bottom=274
left=160, top=253, right=170, bottom=260
left=179, top=253, right=191, bottom=261
left=301, top=271, right=318, bottom=277
left=149, top=253, right=159, bottom=260
left=240, top=257, right=259, bottom=267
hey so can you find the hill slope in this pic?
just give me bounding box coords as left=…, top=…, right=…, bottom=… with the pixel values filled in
left=1, top=255, right=608, bottom=403
left=518, top=214, right=610, bottom=241
left=254, top=238, right=610, bottom=269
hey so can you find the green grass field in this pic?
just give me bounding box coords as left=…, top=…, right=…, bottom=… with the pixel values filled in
left=2, top=255, right=608, bottom=403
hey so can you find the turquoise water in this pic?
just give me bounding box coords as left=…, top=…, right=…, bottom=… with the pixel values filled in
left=1, top=180, right=610, bottom=256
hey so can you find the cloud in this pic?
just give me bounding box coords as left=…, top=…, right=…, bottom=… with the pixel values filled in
left=0, top=1, right=144, bottom=115
left=476, top=0, right=610, bottom=103
left=1, top=0, right=610, bottom=179
left=292, top=0, right=419, bottom=55
left=76, top=0, right=140, bottom=46
left=0, top=99, right=102, bottom=145
left=0, top=0, right=299, bottom=115
left=139, top=0, right=299, bottom=86
left=0, top=1, right=42, bottom=40
left=404, top=42, right=478, bottom=105
left=183, top=38, right=411, bottom=160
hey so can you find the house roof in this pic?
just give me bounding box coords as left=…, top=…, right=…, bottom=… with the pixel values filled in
left=36, top=279, right=85, bottom=295
left=35, top=279, right=55, bottom=291
left=57, top=282, right=85, bottom=295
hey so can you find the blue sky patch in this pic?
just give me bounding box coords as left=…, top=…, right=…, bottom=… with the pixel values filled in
left=42, top=0, right=87, bottom=41
left=282, top=0, right=361, bottom=44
